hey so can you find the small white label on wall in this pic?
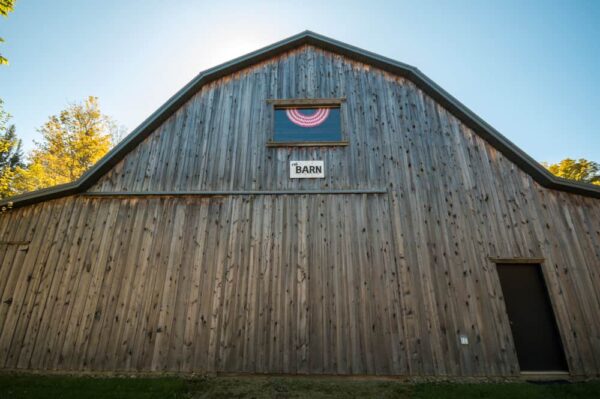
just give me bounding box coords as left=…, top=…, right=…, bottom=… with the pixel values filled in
left=290, top=161, right=325, bottom=179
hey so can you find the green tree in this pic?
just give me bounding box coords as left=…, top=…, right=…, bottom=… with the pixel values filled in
left=0, top=99, right=23, bottom=199
left=0, top=0, right=16, bottom=65
left=14, top=96, right=118, bottom=193
left=0, top=125, right=24, bottom=198
left=544, top=158, right=600, bottom=186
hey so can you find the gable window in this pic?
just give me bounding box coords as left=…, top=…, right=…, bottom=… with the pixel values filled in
left=267, top=99, right=347, bottom=146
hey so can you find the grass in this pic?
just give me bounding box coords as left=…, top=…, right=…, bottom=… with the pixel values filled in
left=0, top=374, right=599, bottom=399
left=0, top=374, right=186, bottom=399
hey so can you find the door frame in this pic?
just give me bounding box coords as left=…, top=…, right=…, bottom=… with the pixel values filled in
left=489, top=257, right=571, bottom=375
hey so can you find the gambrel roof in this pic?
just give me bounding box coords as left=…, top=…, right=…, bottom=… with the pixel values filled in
left=3, top=30, right=599, bottom=207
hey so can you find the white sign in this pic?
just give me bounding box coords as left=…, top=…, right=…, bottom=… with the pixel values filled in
left=290, top=160, right=325, bottom=179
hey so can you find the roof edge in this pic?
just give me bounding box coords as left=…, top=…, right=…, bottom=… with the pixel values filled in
left=2, top=30, right=599, bottom=208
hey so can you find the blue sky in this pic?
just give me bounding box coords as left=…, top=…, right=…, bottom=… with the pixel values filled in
left=0, top=0, right=598, bottom=163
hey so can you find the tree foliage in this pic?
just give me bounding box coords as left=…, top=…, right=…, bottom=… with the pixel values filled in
left=0, top=99, right=23, bottom=199
left=0, top=0, right=16, bottom=65
left=0, top=125, right=23, bottom=198
left=14, top=96, right=117, bottom=193
left=544, top=158, right=600, bottom=186
left=0, top=0, right=15, bottom=16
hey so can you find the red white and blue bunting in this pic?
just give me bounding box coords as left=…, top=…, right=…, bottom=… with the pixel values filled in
left=285, top=108, right=330, bottom=128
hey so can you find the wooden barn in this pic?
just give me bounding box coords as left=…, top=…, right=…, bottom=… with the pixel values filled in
left=1, top=31, right=599, bottom=378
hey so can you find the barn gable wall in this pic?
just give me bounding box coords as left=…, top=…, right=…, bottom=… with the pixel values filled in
left=0, top=45, right=599, bottom=376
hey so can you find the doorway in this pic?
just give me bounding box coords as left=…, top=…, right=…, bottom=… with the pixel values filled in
left=496, top=263, right=568, bottom=372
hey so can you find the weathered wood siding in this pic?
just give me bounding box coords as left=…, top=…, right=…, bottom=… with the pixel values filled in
left=1, top=45, right=599, bottom=376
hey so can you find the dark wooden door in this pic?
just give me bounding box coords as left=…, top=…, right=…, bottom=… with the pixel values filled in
left=496, top=264, right=568, bottom=372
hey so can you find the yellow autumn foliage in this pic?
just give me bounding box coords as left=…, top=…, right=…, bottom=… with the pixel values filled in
left=13, top=96, right=116, bottom=194
left=544, top=158, right=600, bottom=186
